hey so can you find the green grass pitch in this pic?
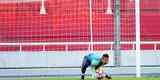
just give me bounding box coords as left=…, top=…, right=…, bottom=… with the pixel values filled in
left=16, top=77, right=160, bottom=80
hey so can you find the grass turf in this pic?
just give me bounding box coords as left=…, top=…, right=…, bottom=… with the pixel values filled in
left=16, top=77, right=160, bottom=80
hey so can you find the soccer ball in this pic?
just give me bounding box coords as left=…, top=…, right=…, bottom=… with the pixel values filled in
left=96, top=68, right=105, bottom=80
left=96, top=72, right=104, bottom=80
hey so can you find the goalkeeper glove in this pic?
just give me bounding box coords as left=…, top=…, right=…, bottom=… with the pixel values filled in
left=105, top=74, right=112, bottom=80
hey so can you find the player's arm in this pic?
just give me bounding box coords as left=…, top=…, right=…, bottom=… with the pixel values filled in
left=90, top=60, right=99, bottom=73
left=95, top=61, right=103, bottom=70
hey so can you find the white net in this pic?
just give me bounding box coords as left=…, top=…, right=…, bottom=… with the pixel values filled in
left=0, top=0, right=114, bottom=51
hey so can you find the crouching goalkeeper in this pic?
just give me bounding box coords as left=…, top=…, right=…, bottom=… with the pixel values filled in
left=81, top=53, right=112, bottom=80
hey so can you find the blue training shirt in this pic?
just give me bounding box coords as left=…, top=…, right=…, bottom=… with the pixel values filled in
left=86, top=53, right=102, bottom=66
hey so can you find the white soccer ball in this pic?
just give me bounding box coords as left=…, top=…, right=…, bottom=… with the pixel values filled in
left=96, top=72, right=103, bottom=80
left=96, top=68, right=105, bottom=80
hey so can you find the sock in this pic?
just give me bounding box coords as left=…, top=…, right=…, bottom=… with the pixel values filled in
left=81, top=73, right=85, bottom=79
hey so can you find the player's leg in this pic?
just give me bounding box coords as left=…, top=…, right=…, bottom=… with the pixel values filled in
left=81, top=56, right=91, bottom=80
left=81, top=66, right=86, bottom=80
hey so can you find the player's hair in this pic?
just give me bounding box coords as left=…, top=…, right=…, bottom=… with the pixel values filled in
left=102, top=54, right=109, bottom=58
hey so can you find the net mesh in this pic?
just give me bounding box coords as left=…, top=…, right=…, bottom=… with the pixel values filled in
left=0, top=0, right=160, bottom=51
left=121, top=0, right=160, bottom=50
left=120, top=0, right=135, bottom=50
left=0, top=0, right=114, bottom=51
left=0, top=0, right=113, bottom=43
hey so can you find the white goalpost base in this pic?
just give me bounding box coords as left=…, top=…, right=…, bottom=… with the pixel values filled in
left=40, top=0, right=46, bottom=14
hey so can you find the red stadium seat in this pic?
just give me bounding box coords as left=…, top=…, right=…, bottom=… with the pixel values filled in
left=0, top=0, right=160, bottom=51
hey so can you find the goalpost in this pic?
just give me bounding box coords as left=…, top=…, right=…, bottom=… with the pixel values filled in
left=135, top=0, right=141, bottom=77
left=114, top=0, right=141, bottom=77
left=89, top=0, right=93, bottom=51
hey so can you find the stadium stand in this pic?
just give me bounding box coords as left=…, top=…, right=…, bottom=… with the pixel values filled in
left=0, top=0, right=160, bottom=51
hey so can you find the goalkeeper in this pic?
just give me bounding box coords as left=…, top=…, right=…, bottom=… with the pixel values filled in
left=80, top=53, right=111, bottom=80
